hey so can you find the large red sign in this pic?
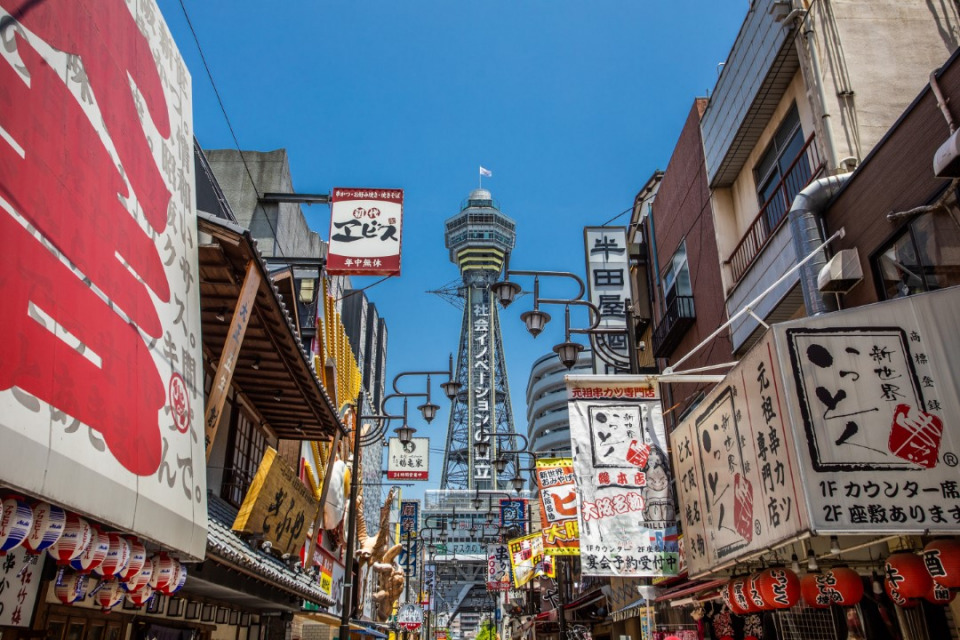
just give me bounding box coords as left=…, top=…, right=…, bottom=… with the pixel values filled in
left=0, top=0, right=206, bottom=559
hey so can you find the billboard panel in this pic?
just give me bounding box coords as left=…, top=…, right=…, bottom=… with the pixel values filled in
left=567, top=376, right=679, bottom=577
left=0, top=0, right=205, bottom=559
left=534, top=458, right=580, bottom=555
left=327, top=188, right=403, bottom=276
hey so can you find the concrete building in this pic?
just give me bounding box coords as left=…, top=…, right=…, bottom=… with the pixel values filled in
left=525, top=350, right=593, bottom=457
left=702, top=0, right=960, bottom=355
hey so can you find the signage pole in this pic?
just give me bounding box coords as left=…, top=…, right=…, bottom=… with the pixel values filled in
left=339, top=392, right=365, bottom=640
left=555, top=557, right=567, bottom=640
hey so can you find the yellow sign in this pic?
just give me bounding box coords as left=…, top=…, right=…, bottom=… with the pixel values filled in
left=508, top=532, right=545, bottom=588
left=232, top=447, right=319, bottom=556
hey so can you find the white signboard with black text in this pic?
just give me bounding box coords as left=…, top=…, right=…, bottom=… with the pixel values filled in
left=388, top=437, right=429, bottom=480
left=584, top=227, right=631, bottom=374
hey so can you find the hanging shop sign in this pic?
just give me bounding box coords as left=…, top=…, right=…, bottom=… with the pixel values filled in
left=398, top=603, right=424, bottom=631
left=388, top=437, right=429, bottom=480
left=566, top=376, right=680, bottom=577
left=0, top=0, right=205, bottom=560
left=0, top=548, right=42, bottom=626
left=487, top=543, right=512, bottom=591
left=233, top=447, right=317, bottom=557
left=327, top=188, right=403, bottom=276
left=672, top=286, right=960, bottom=578
left=583, top=227, right=631, bottom=374
left=500, top=498, right=528, bottom=533
left=507, top=532, right=546, bottom=588
left=535, top=458, right=580, bottom=555
left=400, top=500, right=420, bottom=538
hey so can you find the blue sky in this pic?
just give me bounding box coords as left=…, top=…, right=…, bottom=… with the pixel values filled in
left=157, top=1, right=746, bottom=499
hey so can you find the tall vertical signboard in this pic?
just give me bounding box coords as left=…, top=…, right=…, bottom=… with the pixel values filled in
left=471, top=292, right=495, bottom=486
left=584, top=227, right=631, bottom=374
left=534, top=458, right=580, bottom=555
left=0, top=0, right=206, bottom=559
left=567, top=376, right=679, bottom=577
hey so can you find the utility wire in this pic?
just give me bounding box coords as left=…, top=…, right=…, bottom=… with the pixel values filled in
left=600, top=206, right=634, bottom=227
left=175, top=0, right=288, bottom=257
left=334, top=276, right=394, bottom=302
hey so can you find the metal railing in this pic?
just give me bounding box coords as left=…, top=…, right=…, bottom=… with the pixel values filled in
left=652, top=295, right=696, bottom=358
left=727, top=133, right=826, bottom=284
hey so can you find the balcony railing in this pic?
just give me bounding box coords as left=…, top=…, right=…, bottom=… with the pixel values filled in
left=652, top=295, right=696, bottom=358
left=727, top=133, right=826, bottom=284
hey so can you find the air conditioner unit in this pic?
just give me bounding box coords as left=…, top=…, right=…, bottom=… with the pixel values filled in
left=818, top=248, right=863, bottom=294
left=934, top=129, right=960, bottom=177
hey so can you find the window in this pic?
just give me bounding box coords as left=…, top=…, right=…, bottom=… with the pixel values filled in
left=754, top=103, right=810, bottom=231
left=875, top=209, right=960, bottom=299
left=661, top=241, right=691, bottom=307
left=221, top=408, right=267, bottom=507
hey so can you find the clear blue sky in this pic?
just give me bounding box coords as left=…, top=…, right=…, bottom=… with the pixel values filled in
left=157, top=1, right=746, bottom=499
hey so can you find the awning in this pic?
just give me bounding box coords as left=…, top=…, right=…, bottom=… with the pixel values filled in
left=197, top=212, right=344, bottom=441
left=563, top=589, right=604, bottom=611
left=350, top=622, right=389, bottom=639
left=610, top=597, right=647, bottom=622
left=300, top=612, right=341, bottom=627
left=655, top=579, right=727, bottom=603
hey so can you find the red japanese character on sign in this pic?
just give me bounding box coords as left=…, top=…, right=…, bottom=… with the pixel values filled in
left=626, top=441, right=650, bottom=468
left=889, top=404, right=943, bottom=468
left=733, top=474, right=754, bottom=542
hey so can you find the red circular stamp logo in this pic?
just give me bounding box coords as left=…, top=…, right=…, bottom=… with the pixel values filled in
left=169, top=373, right=191, bottom=434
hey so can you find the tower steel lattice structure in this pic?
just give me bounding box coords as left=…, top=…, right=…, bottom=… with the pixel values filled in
left=440, top=188, right=519, bottom=490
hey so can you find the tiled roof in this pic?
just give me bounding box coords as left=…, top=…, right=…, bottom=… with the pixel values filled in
left=206, top=493, right=335, bottom=608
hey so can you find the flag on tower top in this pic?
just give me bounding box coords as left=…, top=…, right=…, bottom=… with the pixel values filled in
left=479, top=166, right=493, bottom=177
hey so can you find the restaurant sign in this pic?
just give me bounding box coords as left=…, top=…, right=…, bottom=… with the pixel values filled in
left=327, top=188, right=403, bottom=276
left=673, top=287, right=960, bottom=577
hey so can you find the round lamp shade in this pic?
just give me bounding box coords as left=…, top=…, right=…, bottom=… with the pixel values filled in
left=727, top=579, right=750, bottom=614
left=885, top=578, right=920, bottom=609
left=96, top=533, right=131, bottom=578
left=800, top=573, right=831, bottom=609
left=125, top=585, right=154, bottom=608
left=118, top=537, right=146, bottom=583
left=94, top=577, right=125, bottom=612
left=0, top=497, right=33, bottom=554
left=756, top=568, right=800, bottom=609
left=824, top=568, right=864, bottom=607
left=22, top=502, right=65, bottom=554
left=69, top=529, right=109, bottom=574
left=885, top=552, right=932, bottom=600
left=122, top=560, right=154, bottom=593
left=49, top=513, right=93, bottom=565
left=745, top=574, right=767, bottom=612
left=322, top=460, right=347, bottom=529
left=54, top=573, right=89, bottom=605
left=922, top=539, right=960, bottom=589
left=158, top=560, right=187, bottom=596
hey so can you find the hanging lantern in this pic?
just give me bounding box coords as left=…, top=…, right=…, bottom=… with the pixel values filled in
left=884, top=578, right=920, bottom=609
left=118, top=537, right=147, bottom=583
left=54, top=572, right=89, bottom=605
left=22, top=502, right=65, bottom=554
left=123, top=559, right=154, bottom=593
left=727, top=578, right=750, bottom=615
left=0, top=497, right=33, bottom=554
left=922, top=539, right=960, bottom=589
left=94, top=577, right=125, bottom=613
left=69, top=528, right=109, bottom=574
left=925, top=581, right=956, bottom=606
left=824, top=568, right=864, bottom=607
left=149, top=553, right=177, bottom=593
left=800, top=573, right=831, bottom=609
left=755, top=568, right=800, bottom=609
left=125, top=585, right=155, bottom=608
left=160, top=562, right=188, bottom=596
left=720, top=581, right=734, bottom=611
left=49, top=513, right=93, bottom=565
left=745, top=574, right=767, bottom=612
left=885, top=552, right=932, bottom=600
left=96, top=533, right=131, bottom=578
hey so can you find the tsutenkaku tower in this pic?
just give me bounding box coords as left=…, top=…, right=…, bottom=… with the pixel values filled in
left=440, top=189, right=518, bottom=490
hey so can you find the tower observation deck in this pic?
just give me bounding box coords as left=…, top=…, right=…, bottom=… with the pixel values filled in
left=441, top=188, right=518, bottom=490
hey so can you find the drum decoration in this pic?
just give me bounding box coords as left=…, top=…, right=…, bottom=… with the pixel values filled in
left=69, top=528, right=109, bottom=574
left=96, top=533, right=131, bottom=578
left=94, top=577, right=125, bottom=612
left=118, top=537, right=146, bottom=583
left=125, top=585, right=155, bottom=608
left=49, top=513, right=93, bottom=565
left=824, top=568, right=864, bottom=607
left=755, top=568, right=800, bottom=609
left=54, top=572, right=89, bottom=605
left=22, top=502, right=65, bottom=554
left=800, top=573, right=831, bottom=609
left=885, top=552, right=932, bottom=600
left=925, top=581, right=956, bottom=605
left=922, top=539, right=960, bottom=589
left=122, top=559, right=154, bottom=593
left=0, top=496, right=33, bottom=554
left=149, top=553, right=177, bottom=593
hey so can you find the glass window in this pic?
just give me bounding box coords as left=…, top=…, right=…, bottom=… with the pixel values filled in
left=876, top=209, right=960, bottom=299
left=754, top=104, right=810, bottom=231
left=661, top=241, right=691, bottom=306
left=222, top=409, right=268, bottom=507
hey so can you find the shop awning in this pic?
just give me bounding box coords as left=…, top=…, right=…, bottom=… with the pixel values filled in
left=610, top=597, right=647, bottom=622
left=563, top=589, right=604, bottom=611
left=198, top=212, right=344, bottom=441
left=655, top=579, right=727, bottom=603
left=349, top=622, right=389, bottom=639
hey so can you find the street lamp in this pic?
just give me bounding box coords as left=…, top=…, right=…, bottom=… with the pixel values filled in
left=493, top=269, right=640, bottom=373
